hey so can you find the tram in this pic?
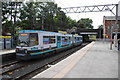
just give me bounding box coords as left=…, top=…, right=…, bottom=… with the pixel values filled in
left=16, top=30, right=83, bottom=60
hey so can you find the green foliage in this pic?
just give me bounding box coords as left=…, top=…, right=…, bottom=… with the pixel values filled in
left=77, top=18, right=93, bottom=29
left=98, top=25, right=103, bottom=29
left=2, top=2, right=94, bottom=33
left=2, top=2, right=22, bottom=36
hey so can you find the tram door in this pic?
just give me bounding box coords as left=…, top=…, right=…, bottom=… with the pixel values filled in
left=57, top=36, right=61, bottom=48
left=68, top=37, right=71, bottom=46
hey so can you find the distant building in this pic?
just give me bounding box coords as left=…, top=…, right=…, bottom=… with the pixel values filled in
left=103, top=16, right=120, bottom=39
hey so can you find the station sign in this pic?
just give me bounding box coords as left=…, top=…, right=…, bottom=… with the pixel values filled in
left=20, top=34, right=28, bottom=36
left=75, top=34, right=78, bottom=35
left=0, top=36, right=11, bottom=38
left=58, top=31, right=67, bottom=34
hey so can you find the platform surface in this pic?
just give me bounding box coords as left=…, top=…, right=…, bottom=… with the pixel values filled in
left=0, top=49, right=15, bottom=55
left=32, top=41, right=118, bottom=78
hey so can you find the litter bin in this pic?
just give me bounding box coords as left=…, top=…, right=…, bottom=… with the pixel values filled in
left=0, top=38, right=4, bottom=49
left=5, top=38, right=12, bottom=49
left=118, top=39, right=120, bottom=50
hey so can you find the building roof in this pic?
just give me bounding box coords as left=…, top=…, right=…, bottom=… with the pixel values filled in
left=104, top=16, right=120, bottom=20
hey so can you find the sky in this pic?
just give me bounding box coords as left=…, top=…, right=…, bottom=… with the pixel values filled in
left=55, top=0, right=120, bottom=29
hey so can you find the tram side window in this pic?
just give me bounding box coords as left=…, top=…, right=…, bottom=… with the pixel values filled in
left=68, top=37, right=71, bottom=41
left=43, top=36, right=55, bottom=44
left=78, top=37, right=80, bottom=42
left=29, top=33, right=38, bottom=46
left=77, top=37, right=80, bottom=41
left=62, top=36, right=68, bottom=44
left=79, top=37, right=82, bottom=40
left=75, top=37, right=77, bottom=42
left=50, top=36, right=55, bottom=43
left=43, top=36, right=49, bottom=44
left=75, top=37, right=78, bottom=42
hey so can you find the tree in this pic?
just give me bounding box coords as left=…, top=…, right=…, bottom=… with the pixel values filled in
left=17, top=2, right=65, bottom=31
left=98, top=25, right=103, bottom=29
left=18, top=2, right=39, bottom=29
left=2, top=2, right=22, bottom=34
left=2, top=2, right=94, bottom=33
left=77, top=18, right=93, bottom=29
left=98, top=25, right=103, bottom=38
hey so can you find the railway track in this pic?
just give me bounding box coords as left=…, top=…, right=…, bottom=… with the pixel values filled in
left=2, top=42, right=89, bottom=80
left=0, top=61, right=19, bottom=69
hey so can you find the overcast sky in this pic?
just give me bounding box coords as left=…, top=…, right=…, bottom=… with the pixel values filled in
left=55, top=0, right=120, bottom=29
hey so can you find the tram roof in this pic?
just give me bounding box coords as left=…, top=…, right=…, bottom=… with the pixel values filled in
left=19, top=30, right=58, bottom=34
left=18, top=30, right=81, bottom=37
left=18, top=30, right=67, bottom=35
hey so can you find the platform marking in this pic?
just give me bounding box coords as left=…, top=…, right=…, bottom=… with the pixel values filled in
left=53, top=42, right=95, bottom=78
left=0, top=49, right=15, bottom=55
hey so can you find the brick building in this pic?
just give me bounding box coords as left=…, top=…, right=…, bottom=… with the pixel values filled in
left=103, top=16, right=120, bottom=39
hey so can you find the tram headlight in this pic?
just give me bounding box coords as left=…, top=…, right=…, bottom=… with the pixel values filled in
left=16, top=48, right=19, bottom=52
left=24, top=49, right=27, bottom=53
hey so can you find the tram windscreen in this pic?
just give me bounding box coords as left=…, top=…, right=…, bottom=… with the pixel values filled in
left=18, top=33, right=29, bottom=47
left=18, top=33, right=38, bottom=47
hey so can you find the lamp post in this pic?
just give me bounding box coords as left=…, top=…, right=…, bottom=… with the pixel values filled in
left=114, top=4, right=118, bottom=47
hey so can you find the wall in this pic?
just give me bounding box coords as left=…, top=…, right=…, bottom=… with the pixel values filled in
left=104, top=20, right=120, bottom=38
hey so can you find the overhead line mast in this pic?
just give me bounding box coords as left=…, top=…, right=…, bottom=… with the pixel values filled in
left=61, top=4, right=117, bottom=15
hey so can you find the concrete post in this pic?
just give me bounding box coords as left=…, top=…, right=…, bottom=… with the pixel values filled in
left=118, top=1, right=120, bottom=16
left=0, top=2, right=2, bottom=79
left=114, top=4, right=118, bottom=47
left=0, top=4, right=1, bottom=33
left=103, top=16, right=106, bottom=42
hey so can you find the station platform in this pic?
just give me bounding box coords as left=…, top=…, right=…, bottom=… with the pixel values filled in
left=32, top=41, right=118, bottom=78
left=0, top=49, right=15, bottom=55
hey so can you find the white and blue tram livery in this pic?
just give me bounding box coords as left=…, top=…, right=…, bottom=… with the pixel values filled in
left=16, top=30, right=83, bottom=60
